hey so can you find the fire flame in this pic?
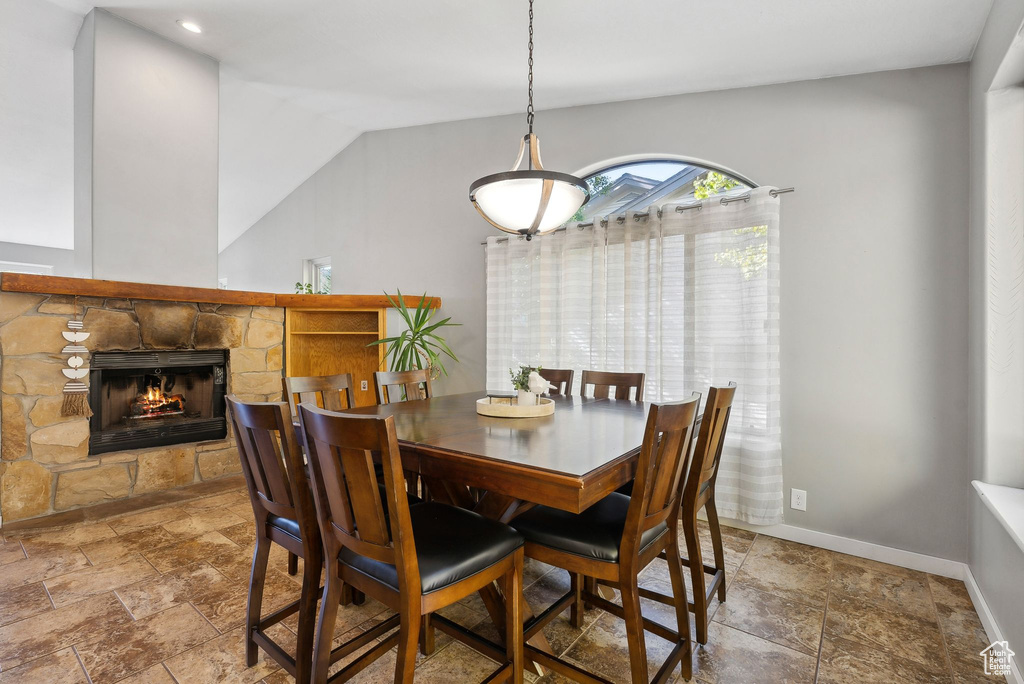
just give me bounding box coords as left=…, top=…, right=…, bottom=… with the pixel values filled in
left=134, top=386, right=186, bottom=417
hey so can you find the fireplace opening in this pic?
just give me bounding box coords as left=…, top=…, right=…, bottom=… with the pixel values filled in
left=89, top=350, right=227, bottom=455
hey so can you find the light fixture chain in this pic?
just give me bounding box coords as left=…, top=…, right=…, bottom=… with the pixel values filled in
left=527, top=0, right=534, bottom=133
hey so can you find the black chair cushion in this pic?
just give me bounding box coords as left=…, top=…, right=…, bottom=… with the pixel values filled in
left=511, top=492, right=665, bottom=563
left=340, top=502, right=524, bottom=595
left=268, top=487, right=422, bottom=543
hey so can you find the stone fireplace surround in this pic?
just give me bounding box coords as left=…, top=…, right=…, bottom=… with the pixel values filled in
left=0, top=281, right=285, bottom=525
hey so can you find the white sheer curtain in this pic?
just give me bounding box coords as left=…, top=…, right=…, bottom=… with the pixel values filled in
left=485, top=186, right=782, bottom=524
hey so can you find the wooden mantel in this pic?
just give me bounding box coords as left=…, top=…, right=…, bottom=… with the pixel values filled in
left=0, top=273, right=441, bottom=309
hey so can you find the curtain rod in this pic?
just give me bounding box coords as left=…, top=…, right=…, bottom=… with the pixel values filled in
left=479, top=187, right=795, bottom=245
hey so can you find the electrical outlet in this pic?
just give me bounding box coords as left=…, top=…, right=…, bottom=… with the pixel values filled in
left=791, top=488, right=807, bottom=511
left=360, top=380, right=368, bottom=391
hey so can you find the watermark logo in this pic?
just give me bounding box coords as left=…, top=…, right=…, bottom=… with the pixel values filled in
left=980, top=640, right=1015, bottom=677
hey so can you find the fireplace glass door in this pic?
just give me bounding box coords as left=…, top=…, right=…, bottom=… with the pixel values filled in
left=89, top=350, right=228, bottom=455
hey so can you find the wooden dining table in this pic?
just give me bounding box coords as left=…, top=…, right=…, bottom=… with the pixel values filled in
left=343, top=390, right=655, bottom=671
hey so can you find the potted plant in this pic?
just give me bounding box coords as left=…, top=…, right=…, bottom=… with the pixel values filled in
left=509, top=365, right=540, bottom=406
left=368, top=292, right=459, bottom=387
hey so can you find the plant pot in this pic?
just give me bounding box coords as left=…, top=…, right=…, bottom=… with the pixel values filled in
left=517, top=389, right=538, bottom=406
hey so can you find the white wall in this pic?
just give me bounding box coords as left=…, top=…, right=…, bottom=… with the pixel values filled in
left=222, top=65, right=970, bottom=561
left=75, top=10, right=219, bottom=287
left=0, top=0, right=81, bottom=250
left=967, top=0, right=1024, bottom=661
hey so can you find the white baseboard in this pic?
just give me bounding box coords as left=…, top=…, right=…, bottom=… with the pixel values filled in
left=723, top=519, right=965, bottom=579
left=722, top=520, right=1020, bottom=683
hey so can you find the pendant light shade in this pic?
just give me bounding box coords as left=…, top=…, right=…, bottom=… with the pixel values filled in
left=470, top=133, right=589, bottom=236
left=469, top=0, right=589, bottom=239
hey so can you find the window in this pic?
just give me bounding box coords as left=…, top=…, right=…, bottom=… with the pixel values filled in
left=571, top=159, right=750, bottom=224
left=300, top=257, right=332, bottom=294
left=485, top=156, right=780, bottom=525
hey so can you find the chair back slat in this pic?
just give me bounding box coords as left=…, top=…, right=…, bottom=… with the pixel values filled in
left=284, top=374, right=355, bottom=417
left=684, top=383, right=737, bottom=509
left=538, top=368, right=574, bottom=396
left=580, top=370, right=645, bottom=401
left=621, top=394, right=700, bottom=553
left=300, top=404, right=414, bottom=574
left=374, top=369, right=432, bottom=405
left=226, top=397, right=318, bottom=548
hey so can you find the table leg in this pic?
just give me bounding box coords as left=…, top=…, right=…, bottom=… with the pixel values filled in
left=422, top=477, right=552, bottom=676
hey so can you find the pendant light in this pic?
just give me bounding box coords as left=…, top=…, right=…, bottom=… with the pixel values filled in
left=469, top=0, right=589, bottom=239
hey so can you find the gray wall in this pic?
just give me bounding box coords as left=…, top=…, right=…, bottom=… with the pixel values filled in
left=0, top=242, right=75, bottom=275
left=75, top=10, right=219, bottom=287
left=221, top=65, right=970, bottom=561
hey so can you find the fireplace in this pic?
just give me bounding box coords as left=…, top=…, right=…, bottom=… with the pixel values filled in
left=89, top=350, right=228, bottom=455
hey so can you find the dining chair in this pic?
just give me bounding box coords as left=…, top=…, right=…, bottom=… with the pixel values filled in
left=280, top=373, right=357, bottom=576
left=643, top=383, right=736, bottom=645
left=538, top=368, right=574, bottom=396
left=374, top=368, right=432, bottom=404
left=510, top=395, right=700, bottom=683
left=226, top=396, right=323, bottom=683
left=580, top=370, right=646, bottom=401
left=283, top=373, right=355, bottom=416
left=299, top=403, right=526, bottom=684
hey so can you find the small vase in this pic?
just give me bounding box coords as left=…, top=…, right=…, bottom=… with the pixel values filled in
left=517, top=389, right=537, bottom=406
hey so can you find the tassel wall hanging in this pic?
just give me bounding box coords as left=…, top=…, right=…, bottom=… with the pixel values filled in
left=60, top=297, right=92, bottom=417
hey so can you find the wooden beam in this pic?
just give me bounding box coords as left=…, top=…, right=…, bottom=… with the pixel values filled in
left=0, top=274, right=442, bottom=310
left=0, top=273, right=276, bottom=306
left=274, top=294, right=441, bottom=309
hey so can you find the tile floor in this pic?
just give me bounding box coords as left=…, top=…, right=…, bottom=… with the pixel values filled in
left=0, top=487, right=1002, bottom=683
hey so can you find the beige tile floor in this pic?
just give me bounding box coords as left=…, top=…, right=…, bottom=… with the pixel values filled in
left=0, top=487, right=1002, bottom=684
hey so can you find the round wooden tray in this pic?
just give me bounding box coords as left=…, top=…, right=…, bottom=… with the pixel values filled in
left=476, top=396, right=555, bottom=418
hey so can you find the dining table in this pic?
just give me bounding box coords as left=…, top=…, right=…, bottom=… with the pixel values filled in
left=342, top=390, right=656, bottom=673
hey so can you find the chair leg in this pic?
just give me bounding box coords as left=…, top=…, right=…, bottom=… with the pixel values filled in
left=583, top=576, right=596, bottom=610
left=667, top=530, right=694, bottom=681
left=313, top=569, right=344, bottom=683
left=419, top=614, right=435, bottom=656
left=294, top=551, right=321, bottom=684
left=570, top=572, right=584, bottom=629
left=288, top=552, right=299, bottom=576
left=505, top=550, right=524, bottom=684
left=619, top=577, right=649, bottom=684
left=682, top=512, right=709, bottom=645
left=246, top=536, right=271, bottom=667
left=395, top=609, right=422, bottom=683
left=705, top=499, right=727, bottom=602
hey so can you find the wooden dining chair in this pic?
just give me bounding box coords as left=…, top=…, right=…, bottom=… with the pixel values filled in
left=283, top=373, right=355, bottom=417
left=280, top=373, right=357, bottom=575
left=643, top=383, right=736, bottom=646
left=225, top=396, right=323, bottom=683
left=299, top=403, right=525, bottom=684
left=580, top=370, right=646, bottom=401
left=374, top=368, right=432, bottom=404
left=510, top=395, right=700, bottom=683
left=538, top=368, right=574, bottom=396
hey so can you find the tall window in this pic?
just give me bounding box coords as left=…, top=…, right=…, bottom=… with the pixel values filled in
left=485, top=159, right=781, bottom=524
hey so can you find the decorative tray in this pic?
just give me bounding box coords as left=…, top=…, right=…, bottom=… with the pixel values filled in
left=476, top=396, right=555, bottom=418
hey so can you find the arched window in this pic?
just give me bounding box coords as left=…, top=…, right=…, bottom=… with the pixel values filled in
left=571, top=158, right=752, bottom=223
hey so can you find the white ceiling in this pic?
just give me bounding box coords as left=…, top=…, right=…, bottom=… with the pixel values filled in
left=2, top=0, right=995, bottom=252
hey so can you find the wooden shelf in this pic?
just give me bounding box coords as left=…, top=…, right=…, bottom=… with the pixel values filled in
left=285, top=307, right=386, bottom=407
left=0, top=273, right=442, bottom=310
left=289, top=331, right=380, bottom=336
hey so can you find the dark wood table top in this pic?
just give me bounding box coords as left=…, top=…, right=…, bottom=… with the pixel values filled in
left=344, top=392, right=653, bottom=513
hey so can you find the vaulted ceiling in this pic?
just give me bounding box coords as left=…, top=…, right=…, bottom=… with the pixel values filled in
left=3, top=0, right=995, bottom=251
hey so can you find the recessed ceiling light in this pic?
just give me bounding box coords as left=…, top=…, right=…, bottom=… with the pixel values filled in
left=176, top=20, right=202, bottom=34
